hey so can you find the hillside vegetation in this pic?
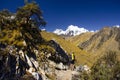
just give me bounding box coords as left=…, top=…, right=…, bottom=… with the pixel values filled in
left=68, top=27, right=120, bottom=62
left=41, top=31, right=94, bottom=66
left=79, top=27, right=120, bottom=60
left=67, top=32, right=94, bottom=46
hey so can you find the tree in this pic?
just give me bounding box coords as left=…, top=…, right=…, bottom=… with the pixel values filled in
left=0, top=1, right=46, bottom=79
left=16, top=2, right=46, bottom=27
left=0, top=10, right=12, bottom=30
left=24, top=0, right=28, bottom=4
left=15, top=2, right=46, bottom=47
left=0, top=1, right=46, bottom=49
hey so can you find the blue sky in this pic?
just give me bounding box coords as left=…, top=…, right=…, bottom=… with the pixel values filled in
left=0, top=0, right=120, bottom=31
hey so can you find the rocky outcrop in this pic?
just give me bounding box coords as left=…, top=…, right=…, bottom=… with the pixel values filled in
left=48, top=40, right=69, bottom=64
left=0, top=40, right=70, bottom=80
left=0, top=45, right=43, bottom=80
left=0, top=50, right=28, bottom=79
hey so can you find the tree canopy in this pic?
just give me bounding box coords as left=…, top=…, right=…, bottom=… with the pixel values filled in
left=0, top=1, right=46, bottom=48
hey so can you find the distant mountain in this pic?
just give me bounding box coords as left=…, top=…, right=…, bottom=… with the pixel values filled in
left=52, top=25, right=120, bottom=63
left=53, top=25, right=91, bottom=36
left=65, top=26, right=120, bottom=62
left=77, top=26, right=120, bottom=59
left=113, top=25, right=120, bottom=28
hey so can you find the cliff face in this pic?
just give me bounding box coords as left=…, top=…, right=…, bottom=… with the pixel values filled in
left=79, top=27, right=120, bottom=56
left=0, top=45, right=34, bottom=80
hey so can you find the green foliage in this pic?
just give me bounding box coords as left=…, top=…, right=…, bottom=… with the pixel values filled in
left=0, top=1, right=46, bottom=48
left=77, top=51, right=120, bottom=80
left=0, top=1, right=48, bottom=80
left=90, top=51, right=120, bottom=80
left=16, top=2, right=46, bottom=27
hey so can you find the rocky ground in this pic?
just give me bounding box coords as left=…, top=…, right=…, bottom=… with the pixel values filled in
left=55, top=70, right=79, bottom=80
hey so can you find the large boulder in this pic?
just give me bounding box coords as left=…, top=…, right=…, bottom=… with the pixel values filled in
left=48, top=40, right=69, bottom=64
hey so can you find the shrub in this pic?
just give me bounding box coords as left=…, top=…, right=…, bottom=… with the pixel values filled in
left=90, top=51, right=120, bottom=80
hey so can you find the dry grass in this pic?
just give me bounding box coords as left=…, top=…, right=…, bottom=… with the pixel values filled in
left=67, top=32, right=94, bottom=46
left=41, top=31, right=94, bottom=66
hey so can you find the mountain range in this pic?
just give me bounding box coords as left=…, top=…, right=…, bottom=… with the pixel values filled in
left=1, top=21, right=120, bottom=79
left=67, top=25, right=120, bottom=60
left=42, top=25, right=120, bottom=64
left=1, top=2, right=120, bottom=79
left=53, top=25, right=94, bottom=36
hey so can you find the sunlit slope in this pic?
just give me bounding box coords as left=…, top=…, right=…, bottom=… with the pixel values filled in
left=65, top=27, right=120, bottom=63
left=78, top=27, right=120, bottom=60
left=67, top=32, right=94, bottom=46
left=41, top=31, right=94, bottom=66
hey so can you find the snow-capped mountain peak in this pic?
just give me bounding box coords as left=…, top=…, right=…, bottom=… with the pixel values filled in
left=53, top=25, right=89, bottom=36
left=65, top=25, right=89, bottom=36
left=113, top=25, right=120, bottom=28
left=53, top=29, right=65, bottom=35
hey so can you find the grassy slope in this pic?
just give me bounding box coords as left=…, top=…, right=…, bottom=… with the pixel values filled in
left=41, top=31, right=94, bottom=66
left=67, top=32, right=94, bottom=46
left=67, top=29, right=120, bottom=63
left=93, top=36, right=120, bottom=60
left=0, top=29, right=94, bottom=66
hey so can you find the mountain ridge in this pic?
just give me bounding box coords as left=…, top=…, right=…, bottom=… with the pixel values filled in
left=75, top=26, right=120, bottom=61
left=53, top=25, right=92, bottom=36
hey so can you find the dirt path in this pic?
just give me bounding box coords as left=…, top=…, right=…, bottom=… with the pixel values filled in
left=55, top=70, right=79, bottom=80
